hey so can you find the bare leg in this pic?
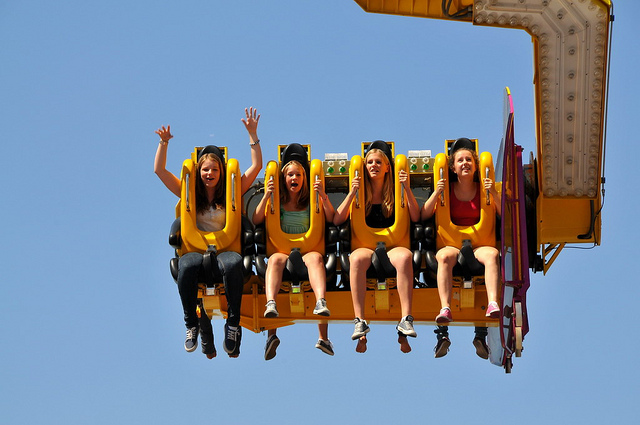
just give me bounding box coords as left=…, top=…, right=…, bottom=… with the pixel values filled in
left=435, top=247, right=459, bottom=309
left=349, top=248, right=373, bottom=319
left=474, top=246, right=500, bottom=304
left=318, top=323, right=328, bottom=340
left=304, top=251, right=326, bottom=301
left=388, top=247, right=414, bottom=317
left=265, top=253, right=288, bottom=302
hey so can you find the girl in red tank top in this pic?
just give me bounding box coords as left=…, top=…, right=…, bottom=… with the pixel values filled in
left=421, top=144, right=502, bottom=357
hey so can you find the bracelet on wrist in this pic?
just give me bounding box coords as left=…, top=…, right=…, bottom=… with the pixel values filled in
left=250, top=139, right=260, bottom=146
left=160, top=140, right=168, bottom=146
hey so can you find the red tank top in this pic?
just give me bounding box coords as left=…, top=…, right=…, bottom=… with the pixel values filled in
left=450, top=186, right=480, bottom=226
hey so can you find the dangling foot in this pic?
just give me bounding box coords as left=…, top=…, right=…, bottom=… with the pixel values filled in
left=472, top=337, right=490, bottom=359
left=315, top=339, right=334, bottom=356
left=486, top=302, right=500, bottom=318
left=264, top=300, right=279, bottom=318
left=434, top=336, right=451, bottom=358
left=313, top=298, right=330, bottom=316
left=355, top=336, right=368, bottom=353
left=351, top=317, right=370, bottom=340
left=184, top=327, right=199, bottom=353
left=398, top=333, right=412, bottom=353
left=264, top=334, right=280, bottom=361
left=396, top=315, right=417, bottom=338
left=200, top=328, right=216, bottom=359
left=435, top=307, right=453, bottom=324
left=223, top=323, right=242, bottom=358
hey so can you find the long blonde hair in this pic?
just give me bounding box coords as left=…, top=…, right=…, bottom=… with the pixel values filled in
left=363, top=148, right=394, bottom=218
left=279, top=160, right=309, bottom=210
left=195, top=153, right=225, bottom=214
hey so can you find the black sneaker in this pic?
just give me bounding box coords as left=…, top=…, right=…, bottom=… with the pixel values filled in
left=184, top=327, right=199, bottom=352
left=472, top=337, right=489, bottom=359
left=264, top=334, right=280, bottom=361
left=315, top=339, right=334, bottom=356
left=434, top=336, right=451, bottom=358
left=223, top=323, right=242, bottom=358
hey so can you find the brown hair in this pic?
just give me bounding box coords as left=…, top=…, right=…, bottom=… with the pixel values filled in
left=280, top=160, right=309, bottom=210
left=195, top=153, right=225, bottom=214
left=449, top=147, right=480, bottom=181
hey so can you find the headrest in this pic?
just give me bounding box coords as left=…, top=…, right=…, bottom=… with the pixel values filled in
left=280, top=143, right=308, bottom=168
left=449, top=138, right=475, bottom=156
left=198, top=145, right=225, bottom=164
left=366, top=140, right=393, bottom=162
left=366, top=140, right=394, bottom=174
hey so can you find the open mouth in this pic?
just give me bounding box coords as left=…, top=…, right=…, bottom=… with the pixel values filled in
left=290, top=182, right=299, bottom=188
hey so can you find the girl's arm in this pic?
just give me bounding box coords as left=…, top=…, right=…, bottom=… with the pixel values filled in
left=399, top=170, right=420, bottom=222
left=484, top=178, right=502, bottom=217
left=314, top=179, right=335, bottom=223
left=333, top=175, right=360, bottom=226
left=154, top=125, right=181, bottom=198
left=240, top=107, right=263, bottom=195
left=252, top=177, right=275, bottom=225
left=421, top=178, right=445, bottom=221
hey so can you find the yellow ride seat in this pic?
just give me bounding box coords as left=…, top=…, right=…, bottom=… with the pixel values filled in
left=254, top=144, right=337, bottom=291
left=169, top=146, right=254, bottom=287
left=433, top=138, right=497, bottom=251
left=348, top=142, right=410, bottom=252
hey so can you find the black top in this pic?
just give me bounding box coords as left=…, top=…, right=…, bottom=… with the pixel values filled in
left=366, top=204, right=395, bottom=228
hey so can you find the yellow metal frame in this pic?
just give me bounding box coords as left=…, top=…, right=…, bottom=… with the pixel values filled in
left=194, top=140, right=500, bottom=332
left=352, top=0, right=613, bottom=266
left=201, top=277, right=498, bottom=333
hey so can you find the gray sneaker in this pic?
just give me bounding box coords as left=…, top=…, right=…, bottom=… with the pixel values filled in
left=264, top=300, right=279, bottom=318
left=351, top=318, right=370, bottom=340
left=315, top=339, right=334, bottom=356
left=313, top=298, right=330, bottom=316
left=184, top=326, right=199, bottom=352
left=396, top=315, right=417, bottom=338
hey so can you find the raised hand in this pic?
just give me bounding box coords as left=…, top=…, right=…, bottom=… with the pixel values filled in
left=155, top=125, right=173, bottom=143
left=241, top=107, right=260, bottom=136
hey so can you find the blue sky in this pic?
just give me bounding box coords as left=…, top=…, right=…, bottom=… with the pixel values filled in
left=1, top=1, right=637, bottom=423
